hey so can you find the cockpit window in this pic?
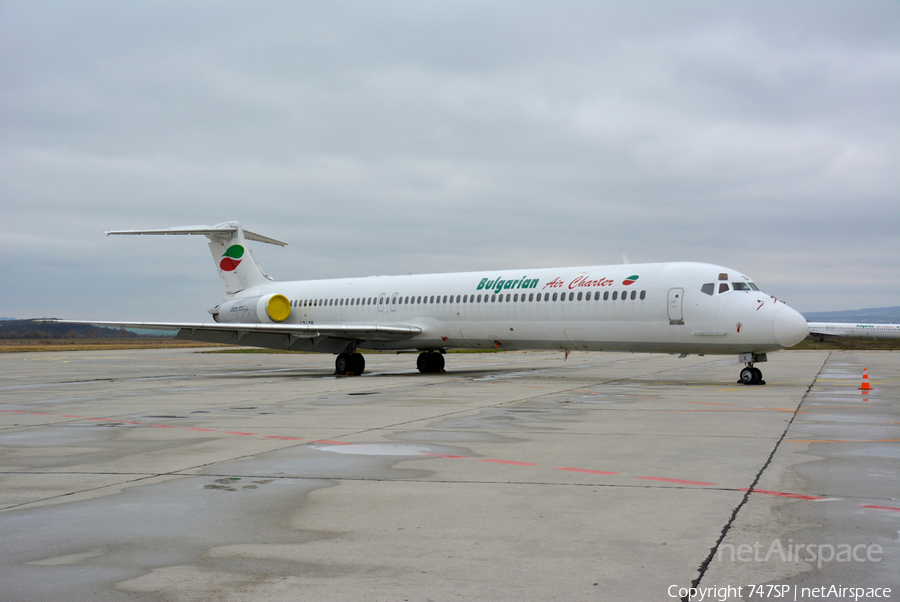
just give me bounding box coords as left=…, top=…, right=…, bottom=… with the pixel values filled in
left=701, top=283, right=714, bottom=296
left=732, top=282, right=752, bottom=291
left=748, top=283, right=760, bottom=291
left=718, top=283, right=730, bottom=294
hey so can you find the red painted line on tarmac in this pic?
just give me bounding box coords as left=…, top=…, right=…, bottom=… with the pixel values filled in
left=264, top=435, right=305, bottom=441
left=859, top=505, right=900, bottom=512
left=636, top=476, right=717, bottom=486
left=478, top=459, right=540, bottom=466
left=149, top=424, right=177, bottom=428
left=737, top=488, right=825, bottom=500
left=554, top=467, right=620, bottom=475
left=59, top=414, right=83, bottom=418
left=222, top=431, right=256, bottom=436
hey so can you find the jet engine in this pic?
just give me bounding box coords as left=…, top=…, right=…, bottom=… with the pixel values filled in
left=212, top=293, right=291, bottom=324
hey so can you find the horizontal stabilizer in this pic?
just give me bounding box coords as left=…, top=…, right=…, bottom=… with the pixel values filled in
left=105, top=224, right=287, bottom=246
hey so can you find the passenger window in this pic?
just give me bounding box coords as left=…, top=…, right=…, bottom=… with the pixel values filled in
left=513, top=294, right=518, bottom=302
left=604, top=291, right=609, bottom=300
left=640, top=290, right=646, bottom=300
left=443, top=295, right=448, bottom=303
left=612, top=291, right=618, bottom=300
left=552, top=293, right=558, bottom=301
left=456, top=295, right=460, bottom=303
left=630, top=290, right=636, bottom=300
left=491, top=294, right=496, bottom=302
left=529, top=293, right=534, bottom=301
left=718, top=283, right=730, bottom=294
left=569, top=292, right=574, bottom=301
left=701, top=283, right=714, bottom=296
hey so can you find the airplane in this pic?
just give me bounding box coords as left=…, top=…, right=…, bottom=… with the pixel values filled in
left=42, top=221, right=809, bottom=385
left=807, top=322, right=900, bottom=341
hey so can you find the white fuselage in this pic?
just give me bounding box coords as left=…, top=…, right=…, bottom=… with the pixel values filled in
left=807, top=322, right=900, bottom=340
left=219, top=261, right=808, bottom=354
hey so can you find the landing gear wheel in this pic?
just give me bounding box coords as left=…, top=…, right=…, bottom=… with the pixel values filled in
left=350, top=353, right=365, bottom=375
left=739, top=366, right=765, bottom=385
left=416, top=352, right=444, bottom=374
left=335, top=353, right=351, bottom=375
left=751, top=367, right=764, bottom=385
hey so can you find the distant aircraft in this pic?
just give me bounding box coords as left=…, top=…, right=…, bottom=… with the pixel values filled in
left=43, top=221, right=809, bottom=385
left=807, top=322, right=900, bottom=341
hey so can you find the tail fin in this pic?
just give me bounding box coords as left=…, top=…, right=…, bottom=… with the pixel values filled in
left=105, top=221, right=287, bottom=295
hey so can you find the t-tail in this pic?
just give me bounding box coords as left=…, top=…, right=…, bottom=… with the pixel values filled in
left=105, top=221, right=287, bottom=294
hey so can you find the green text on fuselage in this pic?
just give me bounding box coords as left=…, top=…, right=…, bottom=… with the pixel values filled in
left=477, top=277, right=539, bottom=294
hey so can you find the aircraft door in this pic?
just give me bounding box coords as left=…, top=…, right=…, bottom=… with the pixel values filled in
left=377, top=293, right=386, bottom=312
left=390, top=293, right=399, bottom=311
left=667, top=288, right=684, bottom=325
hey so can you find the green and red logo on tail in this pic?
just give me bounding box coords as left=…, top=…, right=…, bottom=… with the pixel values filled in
left=219, top=245, right=244, bottom=272
left=622, top=275, right=639, bottom=286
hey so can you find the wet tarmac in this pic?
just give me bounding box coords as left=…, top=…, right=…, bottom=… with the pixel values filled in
left=1, top=349, right=897, bottom=601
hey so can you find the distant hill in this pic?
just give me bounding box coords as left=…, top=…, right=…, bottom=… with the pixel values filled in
left=800, top=306, right=900, bottom=324
left=0, top=320, right=171, bottom=339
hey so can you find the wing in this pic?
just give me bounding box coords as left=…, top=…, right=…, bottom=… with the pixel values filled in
left=36, top=320, right=422, bottom=352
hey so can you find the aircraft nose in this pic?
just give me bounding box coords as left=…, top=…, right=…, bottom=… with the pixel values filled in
left=773, top=305, right=808, bottom=348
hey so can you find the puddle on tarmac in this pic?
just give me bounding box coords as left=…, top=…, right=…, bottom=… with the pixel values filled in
left=312, top=443, right=438, bottom=456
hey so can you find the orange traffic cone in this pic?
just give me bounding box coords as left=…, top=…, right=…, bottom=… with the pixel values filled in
left=859, top=368, right=872, bottom=391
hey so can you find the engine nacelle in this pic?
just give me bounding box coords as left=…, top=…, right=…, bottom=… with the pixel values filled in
left=213, top=293, right=291, bottom=324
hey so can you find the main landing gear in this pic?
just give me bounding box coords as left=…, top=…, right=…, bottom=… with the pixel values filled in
left=335, top=352, right=365, bottom=376
left=737, top=352, right=766, bottom=385
left=417, top=351, right=445, bottom=374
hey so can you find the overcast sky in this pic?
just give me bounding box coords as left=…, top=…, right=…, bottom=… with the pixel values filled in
left=2, top=1, right=898, bottom=321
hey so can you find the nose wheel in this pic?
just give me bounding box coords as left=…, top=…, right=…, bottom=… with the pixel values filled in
left=739, top=366, right=765, bottom=385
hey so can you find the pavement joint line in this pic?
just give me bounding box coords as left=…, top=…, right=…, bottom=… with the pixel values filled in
left=680, top=350, right=832, bottom=602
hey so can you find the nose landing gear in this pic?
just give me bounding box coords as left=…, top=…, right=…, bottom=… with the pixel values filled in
left=738, top=353, right=766, bottom=385
left=739, top=366, right=765, bottom=385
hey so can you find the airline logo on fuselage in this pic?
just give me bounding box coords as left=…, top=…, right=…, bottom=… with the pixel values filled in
left=219, top=245, right=244, bottom=272
left=477, top=277, right=539, bottom=294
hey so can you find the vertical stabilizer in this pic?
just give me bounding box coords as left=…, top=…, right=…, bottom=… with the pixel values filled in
left=105, top=221, right=287, bottom=295
left=206, top=222, right=276, bottom=294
